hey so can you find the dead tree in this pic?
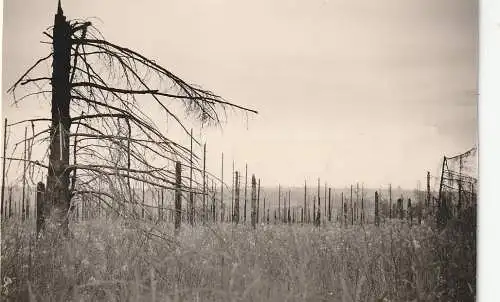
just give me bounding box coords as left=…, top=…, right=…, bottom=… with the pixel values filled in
left=303, top=180, right=307, bottom=223
left=328, top=187, right=331, bottom=222
left=407, top=198, right=412, bottom=226
left=257, top=178, right=261, bottom=224
left=316, top=178, right=320, bottom=226
left=251, top=174, right=256, bottom=229
left=7, top=1, right=257, bottom=233
left=175, top=162, right=181, bottom=232
left=233, top=171, right=240, bottom=224
left=244, top=163, right=248, bottom=223
left=1, top=118, right=7, bottom=219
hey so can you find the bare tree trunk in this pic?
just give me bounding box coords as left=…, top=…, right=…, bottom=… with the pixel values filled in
left=283, top=194, right=287, bottom=223
left=303, top=180, right=307, bottom=224
left=350, top=185, right=353, bottom=226
left=251, top=175, right=256, bottom=229
left=212, top=180, right=216, bottom=222
left=22, top=127, right=27, bottom=221
left=288, top=189, right=291, bottom=224
left=278, top=184, right=281, bottom=222
left=426, top=171, right=430, bottom=208
left=8, top=186, right=12, bottom=218
left=342, top=192, right=347, bottom=227
left=36, top=182, right=46, bottom=235
left=220, top=152, right=224, bottom=223
left=1, top=118, right=7, bottom=219
left=389, top=184, right=392, bottom=219
left=142, top=182, right=145, bottom=219
left=202, top=143, right=206, bottom=223
left=175, top=161, right=182, bottom=233
left=189, top=129, right=194, bottom=225
left=244, top=163, right=247, bottom=223
left=313, top=196, right=316, bottom=226
left=437, top=156, right=448, bottom=229
left=356, top=183, right=359, bottom=223
left=126, top=118, right=132, bottom=215
left=361, top=184, right=364, bottom=225
left=316, top=178, right=321, bottom=226
left=231, top=160, right=234, bottom=222
left=375, top=191, right=380, bottom=226
left=324, top=183, right=327, bottom=224
left=161, top=189, right=164, bottom=221
left=328, top=187, right=331, bottom=222
left=257, top=178, right=260, bottom=224
left=408, top=198, right=412, bottom=226
left=234, top=171, right=240, bottom=224
left=46, top=4, right=72, bottom=234
left=263, top=196, right=266, bottom=224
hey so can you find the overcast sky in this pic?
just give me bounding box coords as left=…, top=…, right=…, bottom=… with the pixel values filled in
left=1, top=0, right=477, bottom=189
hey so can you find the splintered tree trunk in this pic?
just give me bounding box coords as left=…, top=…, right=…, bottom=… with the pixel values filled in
left=343, top=198, right=348, bottom=227
left=203, top=143, right=206, bottom=223
left=22, top=127, right=27, bottom=221
left=234, top=171, right=240, bottom=224
left=398, top=198, right=404, bottom=220
left=231, top=160, right=234, bottom=222
left=278, top=184, right=281, bottom=222
left=251, top=175, right=257, bottom=229
left=263, top=197, right=266, bottom=224
left=437, top=156, right=447, bottom=229
left=407, top=198, right=412, bottom=226
left=389, top=184, right=392, bottom=219
left=313, top=196, right=316, bottom=225
left=350, top=185, right=353, bottom=225
left=36, top=182, right=46, bottom=235
left=1, top=118, right=7, bottom=219
left=356, top=183, right=359, bottom=223
left=244, top=164, right=248, bottom=223
left=26, top=186, right=31, bottom=220
left=324, top=184, right=326, bottom=224
left=189, top=129, right=194, bottom=225
left=212, top=181, right=216, bottom=222
left=288, top=190, right=291, bottom=224
left=8, top=187, right=12, bottom=218
left=328, top=188, right=331, bottom=222
left=142, top=182, right=145, bottom=219
left=220, top=152, right=224, bottom=223
left=361, top=190, right=364, bottom=225
left=161, top=189, right=164, bottom=221
left=316, top=178, right=320, bottom=226
left=304, top=180, right=307, bottom=223
left=283, top=196, right=287, bottom=223
left=46, top=5, right=72, bottom=234
left=426, top=171, right=431, bottom=208
left=257, top=178, right=261, bottom=224
left=175, top=161, right=182, bottom=232
left=157, top=189, right=161, bottom=221
left=375, top=191, right=380, bottom=226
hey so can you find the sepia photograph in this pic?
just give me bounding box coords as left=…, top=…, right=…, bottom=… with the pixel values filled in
left=0, top=0, right=481, bottom=301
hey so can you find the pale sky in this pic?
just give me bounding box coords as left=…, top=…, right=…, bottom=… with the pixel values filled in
left=1, top=0, right=478, bottom=189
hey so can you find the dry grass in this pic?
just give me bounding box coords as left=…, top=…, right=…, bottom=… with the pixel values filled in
left=1, top=213, right=474, bottom=302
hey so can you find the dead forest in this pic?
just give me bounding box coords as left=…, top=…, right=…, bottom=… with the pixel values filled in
left=1, top=2, right=477, bottom=302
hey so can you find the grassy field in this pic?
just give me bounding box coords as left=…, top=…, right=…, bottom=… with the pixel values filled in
left=1, top=211, right=475, bottom=302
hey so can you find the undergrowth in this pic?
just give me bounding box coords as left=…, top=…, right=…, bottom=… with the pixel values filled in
left=1, top=213, right=475, bottom=302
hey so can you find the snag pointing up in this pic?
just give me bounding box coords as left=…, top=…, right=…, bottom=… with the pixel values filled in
left=57, top=0, right=63, bottom=15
